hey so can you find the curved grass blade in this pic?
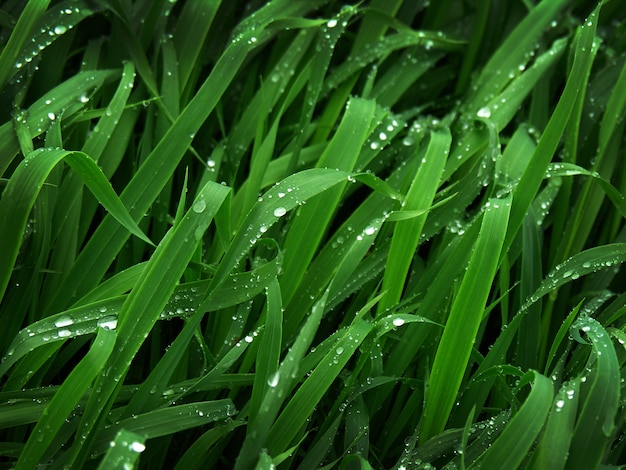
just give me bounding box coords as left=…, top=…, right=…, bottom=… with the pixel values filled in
left=15, top=327, right=116, bottom=469
left=0, top=0, right=52, bottom=91
left=566, top=316, right=620, bottom=469
left=66, top=181, right=230, bottom=467
left=0, top=69, right=117, bottom=176
left=0, top=148, right=152, bottom=304
left=470, top=371, right=553, bottom=469
left=531, top=378, right=581, bottom=470
left=90, top=400, right=237, bottom=457
left=505, top=3, right=601, bottom=253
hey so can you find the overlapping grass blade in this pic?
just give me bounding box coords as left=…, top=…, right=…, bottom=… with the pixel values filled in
left=65, top=181, right=229, bottom=467
left=471, top=371, right=553, bottom=469
left=0, top=148, right=151, bottom=306
left=15, top=327, right=115, bottom=469
left=421, top=194, right=511, bottom=442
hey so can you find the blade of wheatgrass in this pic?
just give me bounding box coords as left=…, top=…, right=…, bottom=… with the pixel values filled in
left=504, top=3, right=601, bottom=254
left=378, top=127, right=450, bottom=314
left=95, top=429, right=146, bottom=470
left=0, top=0, right=52, bottom=91
left=471, top=371, right=553, bottom=469
left=63, top=181, right=230, bottom=468
left=566, top=316, right=620, bottom=469
left=279, top=97, right=377, bottom=306
left=249, top=279, right=283, bottom=422
left=89, top=400, right=237, bottom=457
left=0, top=148, right=152, bottom=306
left=234, top=289, right=330, bottom=470
left=465, top=0, right=569, bottom=112
left=0, top=69, right=117, bottom=176
left=15, top=327, right=116, bottom=469
left=421, top=194, right=511, bottom=442
left=531, top=378, right=581, bottom=470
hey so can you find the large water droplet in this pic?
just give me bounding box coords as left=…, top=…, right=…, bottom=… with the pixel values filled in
left=193, top=200, right=206, bottom=213
left=268, top=371, right=280, bottom=387
left=54, top=316, right=74, bottom=328
left=273, top=207, right=287, bottom=217
left=97, top=316, right=118, bottom=330
left=477, top=106, right=491, bottom=118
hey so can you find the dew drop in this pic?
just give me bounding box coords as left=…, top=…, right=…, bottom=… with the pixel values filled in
left=54, top=316, right=74, bottom=328
left=392, top=317, right=405, bottom=327
left=193, top=200, right=207, bottom=213
left=268, top=371, right=280, bottom=387
left=97, top=316, right=118, bottom=330
left=327, top=18, right=338, bottom=28
left=54, top=25, right=67, bottom=35
left=477, top=106, right=491, bottom=118
left=130, top=441, right=145, bottom=453
left=273, top=207, right=287, bottom=217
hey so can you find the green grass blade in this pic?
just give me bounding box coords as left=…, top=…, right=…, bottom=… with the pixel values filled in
left=0, top=148, right=151, bottom=306
left=566, top=316, right=620, bottom=469
left=421, top=194, right=511, bottom=442
left=504, top=3, right=601, bottom=253
left=0, top=0, right=52, bottom=91
left=15, top=326, right=116, bottom=469
left=378, top=126, right=450, bottom=313
left=66, top=181, right=229, bottom=466
left=96, top=429, right=146, bottom=470
left=471, top=371, right=553, bottom=469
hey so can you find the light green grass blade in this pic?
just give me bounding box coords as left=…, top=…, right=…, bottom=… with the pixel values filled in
left=96, top=429, right=146, bottom=470
left=505, top=3, right=601, bottom=252
left=0, top=148, right=151, bottom=304
left=280, top=97, right=377, bottom=305
left=465, top=0, right=568, bottom=112
left=234, top=288, right=330, bottom=470
left=0, top=0, right=52, bottom=91
left=471, top=371, right=553, bottom=469
left=531, top=378, right=580, bottom=470
left=15, top=326, right=115, bottom=469
left=0, top=69, right=117, bottom=176
left=91, top=400, right=237, bottom=456
left=566, top=315, right=620, bottom=469
left=249, top=278, right=282, bottom=422
left=378, top=127, right=450, bottom=313
left=200, top=168, right=364, bottom=311
left=421, top=194, right=511, bottom=442
left=266, top=316, right=373, bottom=456
left=66, top=181, right=229, bottom=467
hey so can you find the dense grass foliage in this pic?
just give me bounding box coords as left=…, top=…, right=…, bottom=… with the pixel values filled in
left=1, top=0, right=625, bottom=468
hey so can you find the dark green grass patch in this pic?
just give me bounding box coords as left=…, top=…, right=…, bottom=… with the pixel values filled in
left=1, top=0, right=625, bottom=468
